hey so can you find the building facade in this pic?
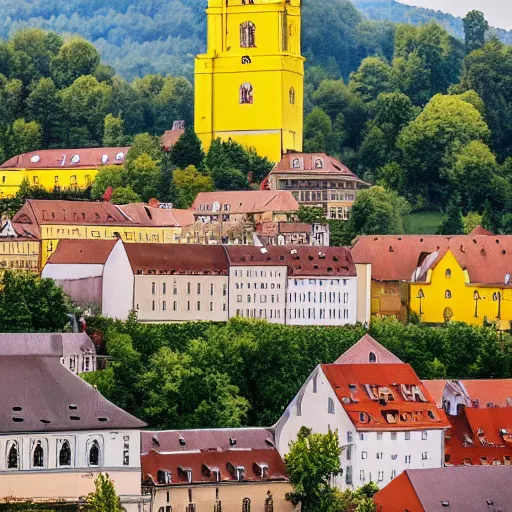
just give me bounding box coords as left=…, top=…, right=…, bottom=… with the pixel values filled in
left=0, top=334, right=146, bottom=510
left=266, top=153, right=370, bottom=219
left=195, top=0, right=304, bottom=162
left=0, top=147, right=130, bottom=199
left=275, top=335, right=450, bottom=491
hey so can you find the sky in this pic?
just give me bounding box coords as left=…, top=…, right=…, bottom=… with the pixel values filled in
left=397, top=0, right=512, bottom=30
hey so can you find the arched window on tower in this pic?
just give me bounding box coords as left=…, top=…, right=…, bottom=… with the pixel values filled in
left=59, top=440, right=72, bottom=467
left=240, top=22, right=256, bottom=48
left=240, top=83, right=254, bottom=105
left=289, top=87, right=295, bottom=104
left=88, top=440, right=100, bottom=467
left=32, top=440, right=45, bottom=468
left=7, top=441, right=19, bottom=469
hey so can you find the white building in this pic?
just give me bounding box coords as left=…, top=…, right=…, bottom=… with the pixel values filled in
left=0, top=333, right=147, bottom=510
left=274, top=335, right=451, bottom=491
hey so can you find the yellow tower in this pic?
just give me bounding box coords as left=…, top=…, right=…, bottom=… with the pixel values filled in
left=195, top=0, right=304, bottom=163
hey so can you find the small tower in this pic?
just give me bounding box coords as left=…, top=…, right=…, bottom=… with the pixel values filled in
left=194, top=0, right=304, bottom=162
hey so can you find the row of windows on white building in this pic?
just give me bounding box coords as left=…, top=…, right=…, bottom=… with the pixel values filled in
left=289, top=292, right=349, bottom=303
left=150, top=300, right=227, bottom=313
left=1, top=435, right=128, bottom=471
left=151, top=282, right=227, bottom=296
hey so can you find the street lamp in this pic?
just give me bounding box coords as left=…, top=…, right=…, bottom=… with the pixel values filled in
left=473, top=290, right=481, bottom=318
left=493, top=291, right=502, bottom=320
left=417, top=289, right=425, bottom=317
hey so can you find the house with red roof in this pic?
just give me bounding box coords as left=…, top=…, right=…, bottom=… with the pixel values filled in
left=274, top=334, right=450, bottom=491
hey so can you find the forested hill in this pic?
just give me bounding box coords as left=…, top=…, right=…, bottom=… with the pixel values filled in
left=352, top=0, right=512, bottom=44
left=1, top=0, right=510, bottom=81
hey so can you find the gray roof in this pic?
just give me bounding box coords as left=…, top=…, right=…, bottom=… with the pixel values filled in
left=0, top=333, right=96, bottom=358
left=406, top=466, right=512, bottom=511
left=0, top=334, right=145, bottom=433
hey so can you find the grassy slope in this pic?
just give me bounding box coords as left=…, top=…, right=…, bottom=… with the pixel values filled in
left=403, top=211, right=445, bottom=234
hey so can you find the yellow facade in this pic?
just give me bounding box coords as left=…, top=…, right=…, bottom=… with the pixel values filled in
left=0, top=168, right=97, bottom=199
left=410, top=251, right=512, bottom=329
left=195, top=0, right=304, bottom=162
left=0, top=239, right=40, bottom=271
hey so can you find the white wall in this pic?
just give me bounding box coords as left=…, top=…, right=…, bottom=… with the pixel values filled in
left=286, top=277, right=357, bottom=326
left=42, top=264, right=104, bottom=280
left=274, top=367, right=445, bottom=491
left=355, top=263, right=371, bottom=325
left=102, top=240, right=134, bottom=320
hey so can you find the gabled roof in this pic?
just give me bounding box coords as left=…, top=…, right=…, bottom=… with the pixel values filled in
left=422, top=380, right=447, bottom=409
left=161, top=128, right=185, bottom=152
left=124, top=244, right=229, bottom=275
left=1, top=147, right=130, bottom=170
left=141, top=428, right=275, bottom=455
left=470, top=225, right=493, bottom=236
left=142, top=448, right=288, bottom=486
left=118, top=203, right=194, bottom=228
left=334, top=334, right=403, bottom=365
left=271, top=153, right=366, bottom=183
left=321, top=363, right=450, bottom=431
left=460, top=380, right=512, bottom=409
left=375, top=467, right=512, bottom=512
left=46, top=239, right=118, bottom=265
left=192, top=190, right=299, bottom=214
left=225, top=245, right=356, bottom=277
left=0, top=333, right=145, bottom=432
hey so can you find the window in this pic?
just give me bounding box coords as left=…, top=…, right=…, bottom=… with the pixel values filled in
left=152, top=301, right=156, bottom=311
left=346, top=446, right=352, bottom=460
left=59, top=440, right=72, bottom=467
left=391, top=470, right=397, bottom=479
left=328, top=397, right=335, bottom=414
left=296, top=396, right=302, bottom=416
left=33, top=176, right=39, bottom=185
left=89, top=440, right=100, bottom=466
left=313, top=375, right=318, bottom=393
left=162, top=301, right=167, bottom=311
left=378, top=471, right=384, bottom=482
left=369, top=352, right=377, bottom=363
left=187, top=282, right=191, bottom=295
left=240, top=83, right=254, bottom=104
left=240, top=21, right=256, bottom=48
left=359, top=433, right=365, bottom=441
left=289, top=87, right=295, bottom=104
left=162, top=283, right=167, bottom=295
left=360, top=470, right=365, bottom=481
left=446, top=269, right=452, bottom=278
left=152, top=282, right=156, bottom=295
left=7, top=441, right=19, bottom=469
left=32, top=440, right=45, bottom=468
left=445, top=290, right=452, bottom=299
left=123, top=436, right=130, bottom=466
left=210, top=283, right=214, bottom=296
left=422, top=452, right=428, bottom=460
left=197, top=301, right=201, bottom=311
left=197, top=283, right=201, bottom=295
left=405, top=432, right=411, bottom=441
left=377, top=452, right=383, bottom=459
left=405, top=455, right=411, bottom=464
left=422, top=431, right=428, bottom=440
left=391, top=433, right=397, bottom=440
left=347, top=431, right=353, bottom=443
left=391, top=454, right=398, bottom=460
left=237, top=295, right=242, bottom=303
left=377, top=432, right=383, bottom=440
left=242, top=498, right=251, bottom=512
left=361, top=452, right=367, bottom=460
left=70, top=175, right=77, bottom=186
left=345, top=466, right=352, bottom=485
left=173, top=301, right=178, bottom=311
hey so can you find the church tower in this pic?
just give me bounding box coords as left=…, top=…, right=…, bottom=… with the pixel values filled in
left=194, top=0, right=304, bottom=163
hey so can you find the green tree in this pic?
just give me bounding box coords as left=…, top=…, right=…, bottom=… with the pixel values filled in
left=125, top=153, right=161, bottom=202
left=463, top=212, right=483, bottom=234
left=463, top=11, right=489, bottom=53
left=285, top=427, right=342, bottom=512
left=111, top=187, right=141, bottom=205
left=349, top=56, right=397, bottom=103
left=304, top=107, right=332, bottom=153
left=169, top=127, right=205, bottom=170
left=172, top=165, right=214, bottom=208
left=211, top=167, right=249, bottom=191
left=85, top=473, right=123, bottom=512
left=91, top=166, right=126, bottom=200
left=51, top=38, right=101, bottom=88
left=9, top=119, right=42, bottom=157
left=437, top=196, right=464, bottom=235
left=297, top=206, right=327, bottom=224
left=125, top=133, right=162, bottom=165
left=103, top=114, right=126, bottom=147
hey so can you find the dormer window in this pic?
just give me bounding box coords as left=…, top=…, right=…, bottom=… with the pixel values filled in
left=157, top=470, right=172, bottom=484
left=253, top=462, right=268, bottom=478
left=179, top=466, right=193, bottom=483
left=30, top=155, right=41, bottom=163
left=71, top=155, right=80, bottom=164
left=314, top=159, right=323, bottom=169
left=292, top=158, right=301, bottom=169
left=116, top=152, right=124, bottom=161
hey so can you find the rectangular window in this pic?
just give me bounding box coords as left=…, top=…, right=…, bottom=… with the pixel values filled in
left=210, top=302, right=214, bottom=312
left=162, top=301, right=166, bottom=311
left=123, top=436, right=130, bottom=466
left=237, top=295, right=242, bottom=303
left=328, top=398, right=335, bottom=414
left=173, top=283, right=178, bottom=295
left=197, top=301, right=201, bottom=311
left=247, top=295, right=251, bottom=303
left=359, top=433, right=365, bottom=441
left=173, top=301, right=178, bottom=311
left=422, top=452, right=428, bottom=460
left=378, top=471, right=384, bottom=482
left=377, top=433, right=383, bottom=441
left=391, top=454, right=398, bottom=460
left=377, top=452, right=383, bottom=459
left=347, top=431, right=353, bottom=443
left=391, top=433, right=397, bottom=440
left=197, top=283, right=201, bottom=294
left=152, top=301, right=156, bottom=311
left=405, top=455, right=411, bottom=463
left=313, top=375, right=318, bottom=393
left=361, top=452, right=367, bottom=460
left=187, top=282, right=191, bottom=294
left=210, top=283, right=214, bottom=296
left=187, top=301, right=191, bottom=311
left=223, top=284, right=227, bottom=296
left=346, top=446, right=352, bottom=461
left=360, top=470, right=365, bottom=481
left=152, top=282, right=156, bottom=295
left=33, top=176, right=39, bottom=185
left=391, top=470, right=397, bottom=479
left=344, top=293, right=349, bottom=304
left=345, top=466, right=352, bottom=486
left=405, top=432, right=411, bottom=441
left=422, top=431, right=428, bottom=440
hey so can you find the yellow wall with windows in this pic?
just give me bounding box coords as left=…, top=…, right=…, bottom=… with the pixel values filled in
left=0, top=168, right=98, bottom=198
left=195, top=0, right=304, bottom=162
left=0, top=240, right=39, bottom=271
left=410, top=251, right=512, bottom=329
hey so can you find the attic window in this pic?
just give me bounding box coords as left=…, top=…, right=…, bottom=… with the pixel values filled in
left=116, top=152, right=125, bottom=161
left=157, top=470, right=172, bottom=485
left=71, top=155, right=80, bottom=164
left=369, top=352, right=377, bottom=363
left=101, top=155, right=109, bottom=164
left=441, top=502, right=449, bottom=508
left=30, top=155, right=41, bottom=163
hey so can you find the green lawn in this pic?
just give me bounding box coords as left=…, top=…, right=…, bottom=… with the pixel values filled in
left=403, top=211, right=445, bottom=234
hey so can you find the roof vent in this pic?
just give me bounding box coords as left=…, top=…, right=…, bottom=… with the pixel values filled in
left=30, top=155, right=41, bottom=163
left=486, top=500, right=494, bottom=506
left=70, top=416, right=80, bottom=421
left=69, top=404, right=78, bottom=410
left=116, top=152, right=125, bottom=161
left=98, top=417, right=109, bottom=422
left=12, top=406, right=22, bottom=412
left=12, top=417, right=23, bottom=422
left=71, top=155, right=80, bottom=164
left=152, top=435, right=160, bottom=446
left=229, top=437, right=237, bottom=447
left=101, top=154, right=109, bottom=164
left=318, top=251, right=326, bottom=258
left=441, top=501, right=449, bottom=507
left=260, top=248, right=268, bottom=254
left=40, top=419, right=51, bottom=424
left=179, top=434, right=186, bottom=446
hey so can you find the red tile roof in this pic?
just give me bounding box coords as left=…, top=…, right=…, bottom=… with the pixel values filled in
left=118, top=203, right=194, bottom=227
left=422, top=380, right=447, bottom=409
left=335, top=334, right=404, bottom=365
left=225, top=246, right=356, bottom=277
left=124, top=244, right=229, bottom=275
left=445, top=408, right=512, bottom=466
left=46, top=239, right=118, bottom=265
left=192, top=191, right=299, bottom=215
left=161, top=129, right=185, bottom=152
left=142, top=448, right=287, bottom=486
left=272, top=153, right=365, bottom=182
left=470, top=225, right=493, bottom=236
left=141, top=428, right=275, bottom=455
left=321, top=363, right=450, bottom=431
left=460, top=380, right=512, bottom=409
left=1, top=147, right=130, bottom=169
left=352, top=234, right=512, bottom=285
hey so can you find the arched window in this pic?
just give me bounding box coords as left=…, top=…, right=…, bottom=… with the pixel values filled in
left=240, top=22, right=256, bottom=48
left=32, top=440, right=45, bottom=468
left=59, top=440, right=72, bottom=467
left=264, top=492, right=274, bottom=512
left=7, top=441, right=19, bottom=469
left=445, top=290, right=452, bottom=299
left=314, top=159, right=323, bottom=169
left=444, top=307, right=453, bottom=323
left=328, top=397, right=335, bottom=414
left=289, top=87, right=295, bottom=104
left=369, top=351, right=377, bottom=363
left=88, top=440, right=100, bottom=467
left=242, top=498, right=251, bottom=512
left=445, top=269, right=452, bottom=278
left=240, top=83, right=254, bottom=105
left=292, top=158, right=301, bottom=169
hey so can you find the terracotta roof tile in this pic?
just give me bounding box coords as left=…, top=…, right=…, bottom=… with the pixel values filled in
left=459, top=380, right=512, bottom=409
left=321, top=363, right=450, bottom=431
left=1, top=147, right=130, bottom=169
left=192, top=191, right=299, bottom=215
left=142, top=448, right=287, bottom=486
left=160, top=129, right=185, bottom=151
left=124, top=244, right=229, bottom=275
left=46, top=239, right=118, bottom=265
left=470, top=225, right=494, bottom=236
left=422, top=380, right=447, bottom=409
left=335, top=334, right=404, bottom=365
left=118, top=203, right=194, bottom=227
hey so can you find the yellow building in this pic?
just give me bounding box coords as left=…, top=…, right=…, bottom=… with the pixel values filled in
left=0, top=147, right=130, bottom=199
left=195, top=0, right=304, bottom=162
left=6, top=199, right=194, bottom=270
